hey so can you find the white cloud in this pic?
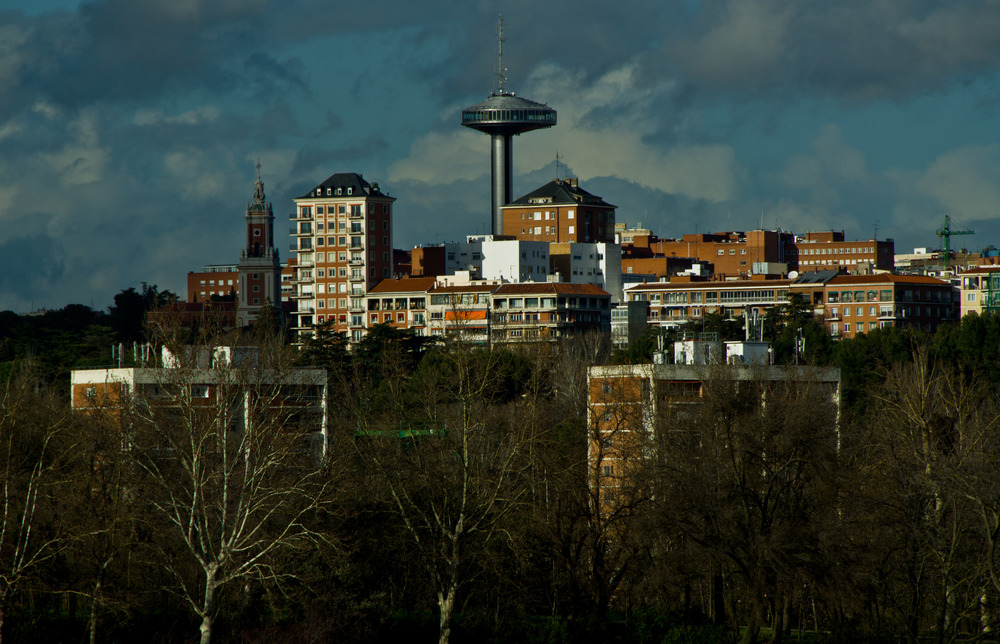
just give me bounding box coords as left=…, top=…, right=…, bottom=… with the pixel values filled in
left=133, top=105, right=221, bottom=126
left=164, top=149, right=232, bottom=201
left=38, top=110, right=107, bottom=187
left=916, top=145, right=1000, bottom=218
left=32, top=100, right=61, bottom=120
left=387, top=131, right=483, bottom=184
left=777, top=124, right=868, bottom=207
left=674, top=0, right=794, bottom=87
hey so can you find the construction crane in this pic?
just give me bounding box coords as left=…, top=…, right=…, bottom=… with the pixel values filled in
left=936, top=214, right=975, bottom=269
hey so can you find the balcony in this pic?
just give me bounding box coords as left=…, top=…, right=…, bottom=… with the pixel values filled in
left=349, top=210, right=364, bottom=220
left=290, top=210, right=313, bottom=221
left=349, top=257, right=364, bottom=266
left=348, top=274, right=366, bottom=283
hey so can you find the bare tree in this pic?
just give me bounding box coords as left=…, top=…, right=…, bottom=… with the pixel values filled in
left=124, top=342, right=329, bottom=644
left=865, top=349, right=986, bottom=642
left=0, top=368, right=71, bottom=644
left=657, top=366, right=840, bottom=644
left=356, top=341, right=533, bottom=644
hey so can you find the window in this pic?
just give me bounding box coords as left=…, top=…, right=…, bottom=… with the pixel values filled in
left=603, top=465, right=613, bottom=477
left=718, top=250, right=724, bottom=256
left=844, top=322, right=851, bottom=333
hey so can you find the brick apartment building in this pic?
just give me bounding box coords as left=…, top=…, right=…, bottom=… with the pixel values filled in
left=289, top=173, right=395, bottom=342
left=501, top=178, right=616, bottom=243
left=822, top=274, right=957, bottom=339
left=622, top=271, right=956, bottom=339
left=620, top=228, right=894, bottom=280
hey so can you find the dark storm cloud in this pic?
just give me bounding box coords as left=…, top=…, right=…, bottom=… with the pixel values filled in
left=656, top=0, right=1000, bottom=100
left=0, top=0, right=304, bottom=114
left=0, top=234, right=67, bottom=304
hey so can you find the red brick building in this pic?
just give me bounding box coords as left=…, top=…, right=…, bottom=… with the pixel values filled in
left=501, top=178, right=616, bottom=243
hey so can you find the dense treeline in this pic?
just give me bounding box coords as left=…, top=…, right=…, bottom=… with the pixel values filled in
left=6, top=293, right=1000, bottom=642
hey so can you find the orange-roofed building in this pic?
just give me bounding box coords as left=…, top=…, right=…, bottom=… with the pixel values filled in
left=821, top=274, right=957, bottom=338
left=364, top=277, right=437, bottom=333
left=425, top=281, right=500, bottom=343
left=491, top=282, right=611, bottom=343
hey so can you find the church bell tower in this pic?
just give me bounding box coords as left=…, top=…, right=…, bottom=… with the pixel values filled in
left=237, top=161, right=282, bottom=327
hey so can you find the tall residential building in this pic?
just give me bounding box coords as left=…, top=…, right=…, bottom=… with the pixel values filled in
left=237, top=166, right=282, bottom=327
left=290, top=173, right=395, bottom=342
left=501, top=178, right=616, bottom=243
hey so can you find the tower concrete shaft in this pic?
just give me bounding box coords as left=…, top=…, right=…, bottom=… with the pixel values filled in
left=491, top=133, right=513, bottom=235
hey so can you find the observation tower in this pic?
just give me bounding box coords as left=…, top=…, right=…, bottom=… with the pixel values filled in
left=462, top=17, right=556, bottom=236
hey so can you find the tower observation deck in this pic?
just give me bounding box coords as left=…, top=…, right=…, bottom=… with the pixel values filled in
left=461, top=17, right=556, bottom=236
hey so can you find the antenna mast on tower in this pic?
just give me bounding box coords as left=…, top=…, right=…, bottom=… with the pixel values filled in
left=495, top=15, right=508, bottom=95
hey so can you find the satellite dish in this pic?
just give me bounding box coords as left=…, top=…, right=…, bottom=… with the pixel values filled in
left=788, top=270, right=799, bottom=279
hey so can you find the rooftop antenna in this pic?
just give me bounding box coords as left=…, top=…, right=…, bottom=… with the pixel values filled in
left=873, top=218, right=879, bottom=241
left=495, top=15, right=508, bottom=95
left=555, top=151, right=561, bottom=180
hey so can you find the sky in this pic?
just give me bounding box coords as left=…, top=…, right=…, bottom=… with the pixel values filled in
left=4, top=0, right=1000, bottom=312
